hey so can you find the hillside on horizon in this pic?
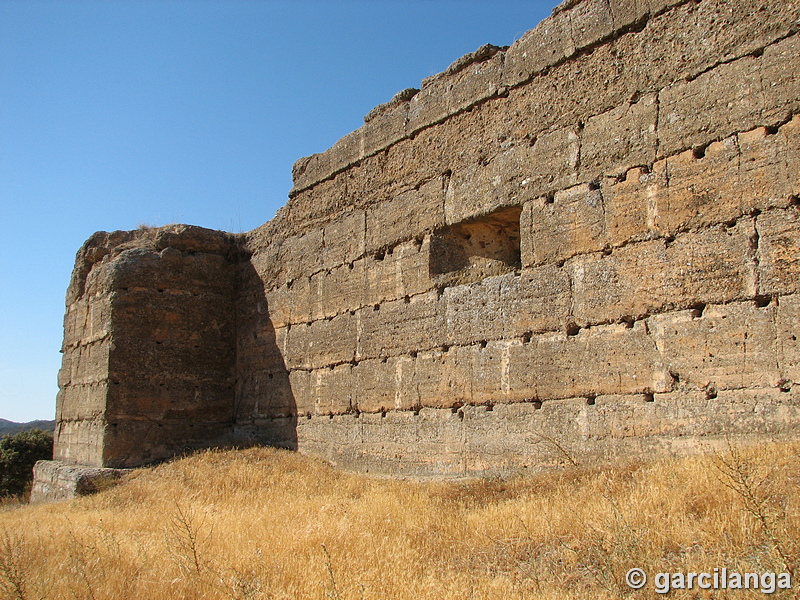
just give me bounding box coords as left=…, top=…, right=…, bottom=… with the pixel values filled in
left=0, top=419, right=56, bottom=437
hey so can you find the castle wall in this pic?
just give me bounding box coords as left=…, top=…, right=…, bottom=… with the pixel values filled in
left=48, top=0, right=800, bottom=476
left=232, top=0, right=800, bottom=472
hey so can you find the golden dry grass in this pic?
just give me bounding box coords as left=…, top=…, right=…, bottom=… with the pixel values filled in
left=0, top=441, right=798, bottom=599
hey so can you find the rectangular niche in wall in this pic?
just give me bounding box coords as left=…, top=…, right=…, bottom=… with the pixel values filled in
left=430, top=205, right=522, bottom=287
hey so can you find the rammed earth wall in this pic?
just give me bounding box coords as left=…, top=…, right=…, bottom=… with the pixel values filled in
left=44, top=0, right=800, bottom=484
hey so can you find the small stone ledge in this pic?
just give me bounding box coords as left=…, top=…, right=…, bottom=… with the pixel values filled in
left=30, top=460, right=129, bottom=503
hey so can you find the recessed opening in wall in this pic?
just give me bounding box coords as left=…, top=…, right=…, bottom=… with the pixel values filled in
left=429, top=205, right=522, bottom=286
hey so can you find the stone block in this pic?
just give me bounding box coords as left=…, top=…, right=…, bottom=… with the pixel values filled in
left=265, top=276, right=312, bottom=328
left=366, top=178, right=444, bottom=252
left=579, top=93, right=658, bottom=180
left=572, top=223, right=755, bottom=325
left=756, top=208, right=800, bottom=296
left=501, top=265, right=573, bottom=337
left=53, top=417, right=107, bottom=467
left=525, top=183, right=606, bottom=266
left=601, top=166, right=661, bottom=247
left=653, top=140, right=741, bottom=234
left=502, top=10, right=575, bottom=86
left=361, top=101, right=408, bottom=159
left=364, top=254, right=401, bottom=307
left=444, top=144, right=536, bottom=225
left=31, top=460, right=127, bottom=503
left=780, top=115, right=800, bottom=198
left=507, top=321, right=668, bottom=400
left=291, top=129, right=362, bottom=194
left=443, top=278, right=506, bottom=347
left=569, top=0, right=614, bottom=50
left=738, top=126, right=794, bottom=213
left=608, top=0, right=647, bottom=29
left=289, top=369, right=314, bottom=416
left=322, top=210, right=366, bottom=269
left=649, top=302, right=781, bottom=391
left=761, top=34, right=800, bottom=125
left=396, top=237, right=434, bottom=298
left=64, top=299, right=112, bottom=347
left=469, top=341, right=506, bottom=404
left=306, top=312, right=358, bottom=369
left=520, top=127, right=580, bottom=198
left=310, top=260, right=365, bottom=321
left=107, top=380, right=233, bottom=422
left=658, top=55, right=764, bottom=157
left=408, top=51, right=503, bottom=133
left=279, top=229, right=324, bottom=283
left=65, top=341, right=111, bottom=387
left=408, top=348, right=471, bottom=410
left=55, top=382, right=108, bottom=422
left=357, top=290, right=445, bottom=360
left=313, top=364, right=355, bottom=415
left=777, top=294, right=800, bottom=385
left=235, top=369, right=294, bottom=419
left=352, top=357, right=400, bottom=413
left=283, top=322, right=311, bottom=370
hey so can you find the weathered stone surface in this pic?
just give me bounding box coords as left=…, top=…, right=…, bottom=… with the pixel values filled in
left=322, top=210, right=366, bottom=270
left=43, top=0, right=800, bottom=489
left=649, top=302, right=781, bottom=392
left=524, top=183, right=605, bottom=266
left=357, top=291, right=445, bottom=360
left=777, top=294, right=800, bottom=385
left=366, top=178, right=444, bottom=253
left=580, top=93, right=659, bottom=180
left=757, top=208, right=800, bottom=296
left=507, top=321, right=669, bottom=401
left=30, top=460, right=127, bottom=503
left=570, top=222, right=757, bottom=325
left=53, top=225, right=241, bottom=468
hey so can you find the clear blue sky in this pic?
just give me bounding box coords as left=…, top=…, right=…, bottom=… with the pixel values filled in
left=0, top=0, right=558, bottom=423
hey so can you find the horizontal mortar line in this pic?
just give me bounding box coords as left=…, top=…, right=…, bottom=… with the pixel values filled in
left=683, top=26, right=800, bottom=86
left=263, top=200, right=795, bottom=331
left=283, top=291, right=796, bottom=374
left=276, top=96, right=798, bottom=255
left=281, top=380, right=795, bottom=421
left=246, top=390, right=662, bottom=421
left=653, top=110, right=799, bottom=168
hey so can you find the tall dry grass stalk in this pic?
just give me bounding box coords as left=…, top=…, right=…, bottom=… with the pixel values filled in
left=0, top=442, right=798, bottom=599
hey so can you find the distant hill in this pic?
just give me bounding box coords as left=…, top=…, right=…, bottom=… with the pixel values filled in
left=0, top=419, right=56, bottom=437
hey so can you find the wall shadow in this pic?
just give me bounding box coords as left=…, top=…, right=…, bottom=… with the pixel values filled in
left=230, top=257, right=298, bottom=451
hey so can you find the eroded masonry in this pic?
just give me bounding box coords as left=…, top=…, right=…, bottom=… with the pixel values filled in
left=41, top=0, right=800, bottom=489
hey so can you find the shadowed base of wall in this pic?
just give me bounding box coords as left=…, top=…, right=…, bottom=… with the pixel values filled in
left=291, top=387, right=800, bottom=477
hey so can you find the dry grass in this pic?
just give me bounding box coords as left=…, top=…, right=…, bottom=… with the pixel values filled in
left=1, top=442, right=799, bottom=599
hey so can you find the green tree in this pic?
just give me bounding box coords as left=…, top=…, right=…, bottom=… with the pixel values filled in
left=0, top=429, right=53, bottom=498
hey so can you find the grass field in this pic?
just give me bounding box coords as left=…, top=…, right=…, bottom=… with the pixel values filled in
left=0, top=442, right=798, bottom=599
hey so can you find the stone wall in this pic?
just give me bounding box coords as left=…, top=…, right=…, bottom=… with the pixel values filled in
left=46, top=0, right=800, bottom=483
left=55, top=226, right=243, bottom=468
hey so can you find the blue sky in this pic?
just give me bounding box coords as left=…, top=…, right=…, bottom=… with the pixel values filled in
left=0, top=0, right=558, bottom=423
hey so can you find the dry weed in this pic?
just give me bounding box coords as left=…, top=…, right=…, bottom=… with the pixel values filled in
left=0, top=442, right=796, bottom=599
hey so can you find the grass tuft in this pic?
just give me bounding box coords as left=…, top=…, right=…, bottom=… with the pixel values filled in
left=0, top=443, right=798, bottom=599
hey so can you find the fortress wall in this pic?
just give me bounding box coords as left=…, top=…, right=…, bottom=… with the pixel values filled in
left=236, top=0, right=800, bottom=408
left=46, top=0, right=800, bottom=478
left=55, top=226, right=242, bottom=468
left=229, top=0, right=800, bottom=472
